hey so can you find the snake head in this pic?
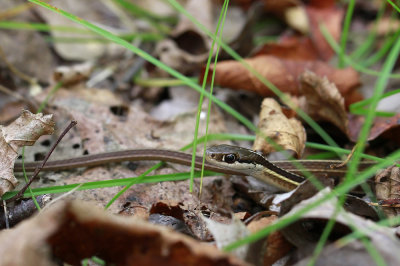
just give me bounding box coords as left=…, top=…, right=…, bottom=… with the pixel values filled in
left=205, top=144, right=265, bottom=170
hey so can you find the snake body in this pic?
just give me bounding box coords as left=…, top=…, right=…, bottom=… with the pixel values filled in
left=14, top=145, right=375, bottom=191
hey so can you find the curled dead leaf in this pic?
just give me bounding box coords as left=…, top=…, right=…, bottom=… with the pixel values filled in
left=299, top=70, right=349, bottom=134
left=253, top=98, right=305, bottom=157
left=0, top=110, right=54, bottom=196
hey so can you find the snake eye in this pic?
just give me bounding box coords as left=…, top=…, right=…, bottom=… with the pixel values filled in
left=224, top=154, right=236, bottom=164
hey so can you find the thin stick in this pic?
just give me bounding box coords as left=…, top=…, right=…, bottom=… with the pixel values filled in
left=2, top=200, right=9, bottom=229
left=331, top=144, right=358, bottom=169
left=6, top=121, right=77, bottom=203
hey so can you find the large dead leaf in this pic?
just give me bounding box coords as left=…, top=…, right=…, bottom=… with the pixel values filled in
left=203, top=55, right=361, bottom=107
left=0, top=110, right=54, bottom=196
left=299, top=70, right=348, bottom=134
left=253, top=98, right=305, bottom=157
left=0, top=200, right=248, bottom=266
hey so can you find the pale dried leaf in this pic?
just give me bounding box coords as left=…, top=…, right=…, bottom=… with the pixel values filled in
left=253, top=98, right=305, bottom=157
left=2, top=110, right=54, bottom=150
left=299, top=70, right=348, bottom=134
left=203, top=216, right=250, bottom=261
left=0, top=110, right=54, bottom=195
left=375, top=166, right=400, bottom=217
left=0, top=200, right=248, bottom=266
left=285, top=6, right=309, bottom=34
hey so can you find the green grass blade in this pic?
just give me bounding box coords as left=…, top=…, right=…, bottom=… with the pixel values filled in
left=338, top=0, right=355, bottom=68
left=3, top=171, right=223, bottom=200
left=362, top=30, right=399, bottom=67
left=387, top=0, right=400, bottom=13
left=196, top=0, right=229, bottom=193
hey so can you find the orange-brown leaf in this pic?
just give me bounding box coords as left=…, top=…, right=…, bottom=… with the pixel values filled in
left=205, top=55, right=361, bottom=107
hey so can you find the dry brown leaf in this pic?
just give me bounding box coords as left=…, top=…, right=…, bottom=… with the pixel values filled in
left=253, top=98, right=305, bottom=157
left=306, top=4, right=343, bottom=61
left=0, top=200, right=248, bottom=266
left=155, top=0, right=212, bottom=73
left=203, top=55, right=361, bottom=107
left=254, top=35, right=320, bottom=61
left=247, top=216, right=293, bottom=266
left=348, top=113, right=400, bottom=143
left=299, top=70, right=348, bottom=134
left=0, top=110, right=54, bottom=196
